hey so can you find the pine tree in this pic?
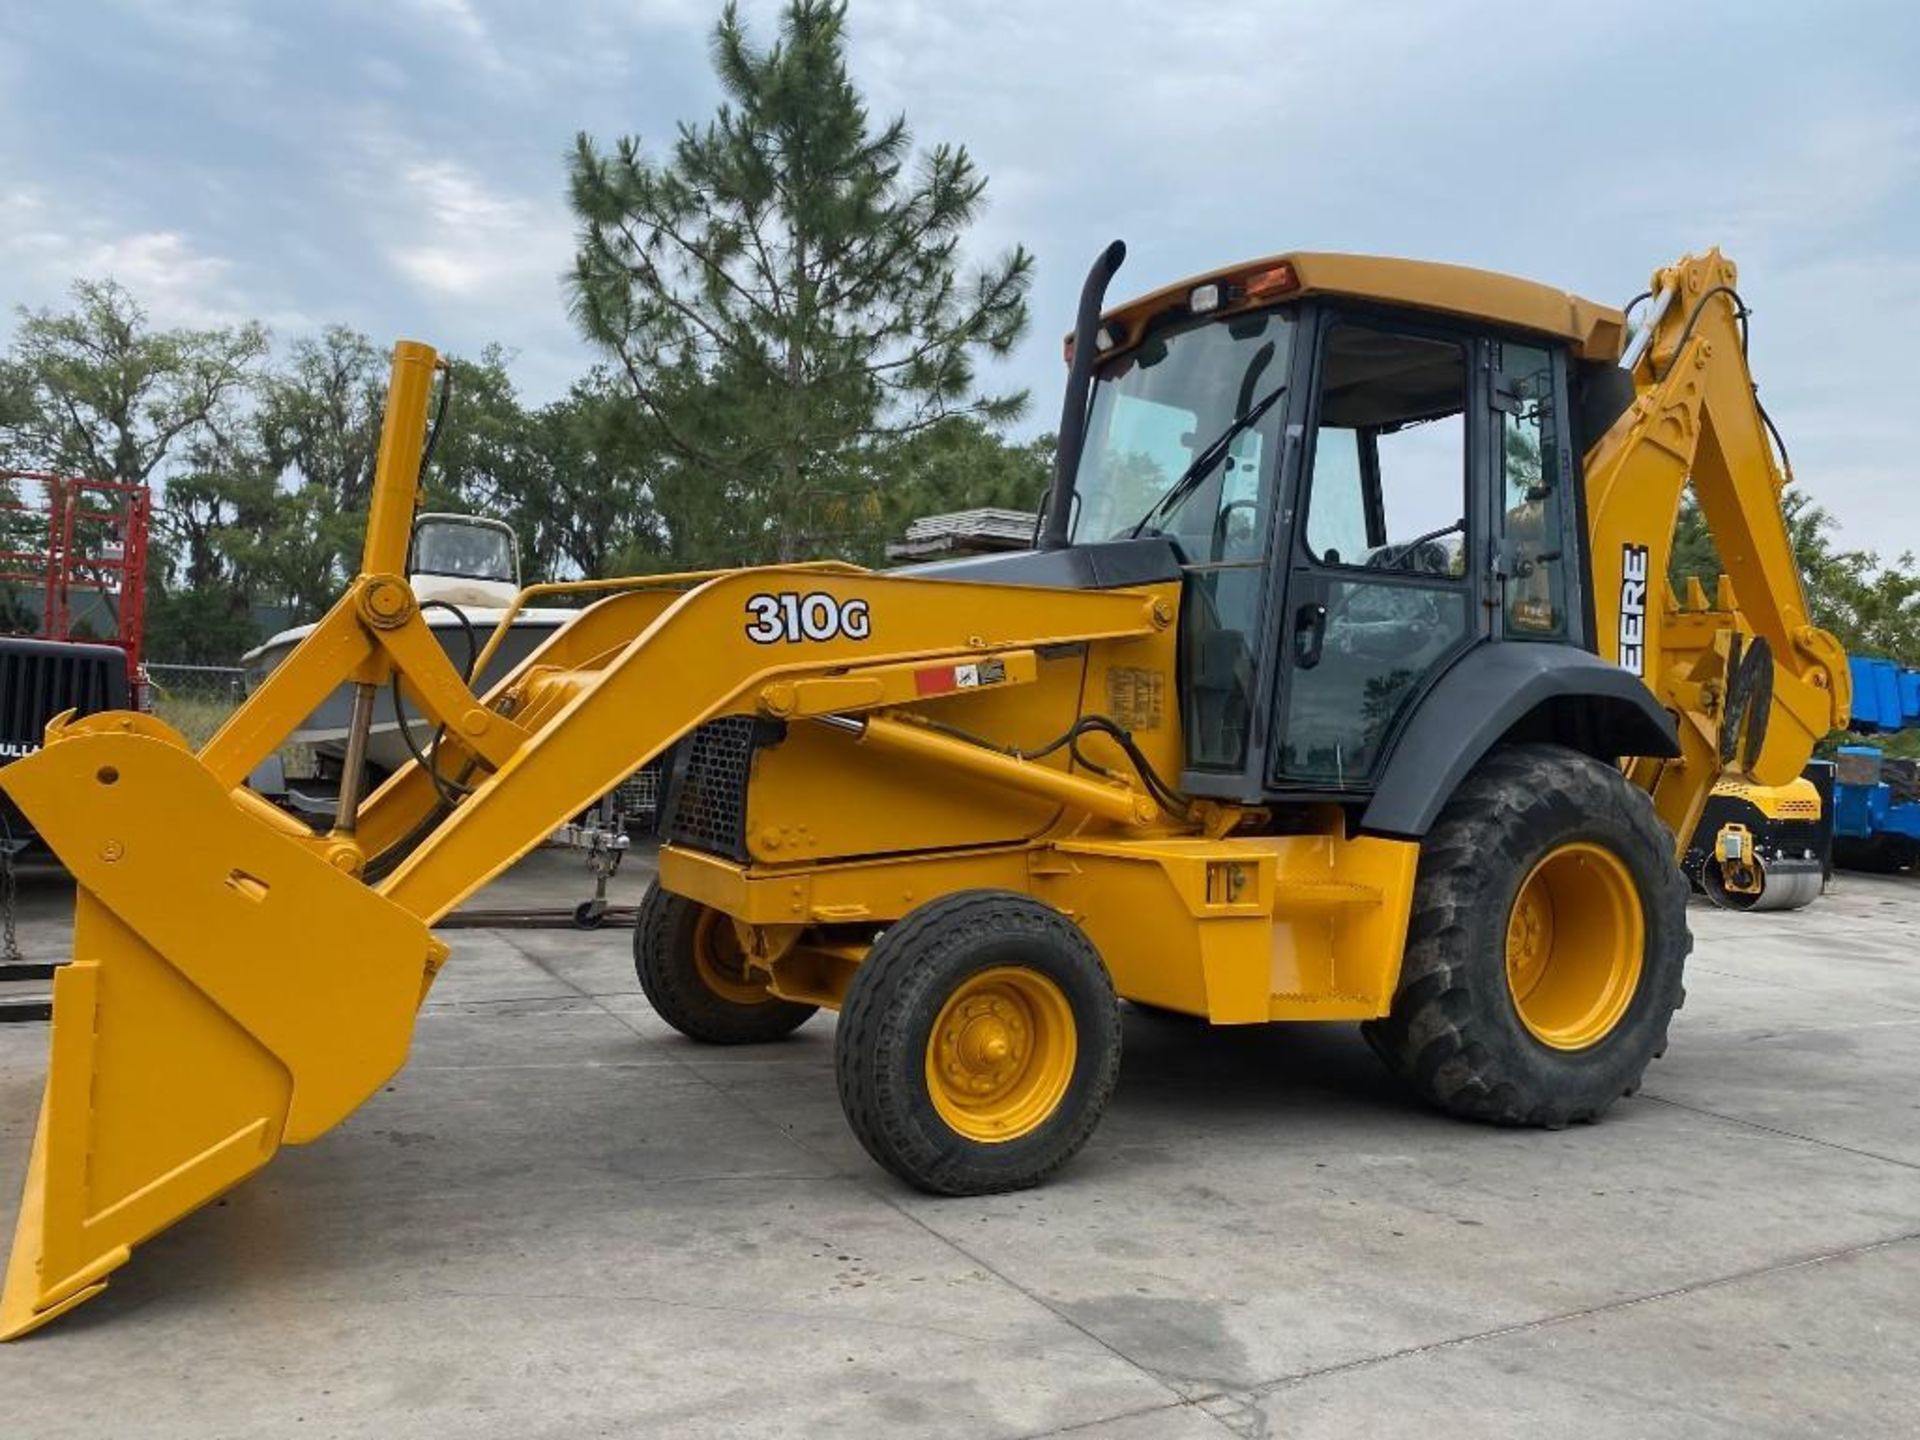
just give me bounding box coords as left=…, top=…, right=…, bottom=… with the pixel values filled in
left=566, top=0, right=1032, bottom=564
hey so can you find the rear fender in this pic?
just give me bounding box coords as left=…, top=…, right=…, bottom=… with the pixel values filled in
left=1361, top=644, right=1678, bottom=840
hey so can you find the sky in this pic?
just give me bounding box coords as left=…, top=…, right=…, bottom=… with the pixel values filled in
left=2, top=0, right=1917, bottom=552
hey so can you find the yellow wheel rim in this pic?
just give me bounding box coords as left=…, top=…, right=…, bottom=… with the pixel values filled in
left=1506, top=842, right=1645, bottom=1051
left=925, top=967, right=1076, bottom=1144
left=691, top=910, right=772, bottom=1006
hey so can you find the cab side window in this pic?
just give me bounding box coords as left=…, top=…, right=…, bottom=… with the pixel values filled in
left=1301, top=327, right=1468, bottom=577
left=1495, top=342, right=1569, bottom=638
left=1302, top=430, right=1366, bottom=563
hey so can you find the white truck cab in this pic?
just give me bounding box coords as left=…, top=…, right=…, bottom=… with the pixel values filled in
left=407, top=513, right=522, bottom=608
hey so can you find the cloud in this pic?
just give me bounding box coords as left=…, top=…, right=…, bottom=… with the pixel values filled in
left=1578, top=90, right=1920, bottom=551
left=1594, top=97, right=1920, bottom=270
left=0, top=187, right=294, bottom=331
left=101, top=0, right=269, bottom=55
left=386, top=158, right=573, bottom=300
left=291, top=113, right=590, bottom=397
left=332, top=115, right=575, bottom=315
left=399, top=0, right=514, bottom=79
left=408, top=0, right=490, bottom=46
left=834, top=2, right=1920, bottom=553
left=70, top=233, right=238, bottom=325
left=2, top=0, right=1916, bottom=551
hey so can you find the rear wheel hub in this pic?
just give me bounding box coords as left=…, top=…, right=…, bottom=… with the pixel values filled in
left=1505, top=842, right=1645, bottom=1051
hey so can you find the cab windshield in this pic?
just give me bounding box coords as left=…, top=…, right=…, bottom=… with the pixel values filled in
left=1068, top=308, right=1294, bottom=777
left=1068, top=309, right=1293, bottom=560
left=411, top=519, right=517, bottom=583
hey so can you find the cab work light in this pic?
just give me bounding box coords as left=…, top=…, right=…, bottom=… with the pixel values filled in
left=1244, top=262, right=1299, bottom=298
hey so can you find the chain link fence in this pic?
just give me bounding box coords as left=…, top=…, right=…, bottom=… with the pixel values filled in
left=145, top=662, right=249, bottom=746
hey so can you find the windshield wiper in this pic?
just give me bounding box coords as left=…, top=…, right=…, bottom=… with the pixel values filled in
left=1128, top=379, right=1288, bottom=539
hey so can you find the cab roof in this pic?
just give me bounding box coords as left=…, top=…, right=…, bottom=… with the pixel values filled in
left=1094, top=251, right=1627, bottom=363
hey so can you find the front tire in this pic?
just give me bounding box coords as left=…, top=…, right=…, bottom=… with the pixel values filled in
left=836, top=891, right=1122, bottom=1196
left=633, top=883, right=817, bottom=1044
left=1363, top=744, right=1690, bottom=1127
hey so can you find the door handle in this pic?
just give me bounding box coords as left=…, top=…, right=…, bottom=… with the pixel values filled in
left=1293, top=602, right=1328, bottom=670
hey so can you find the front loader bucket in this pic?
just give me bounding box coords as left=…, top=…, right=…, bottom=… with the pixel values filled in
left=0, top=715, right=442, bottom=1338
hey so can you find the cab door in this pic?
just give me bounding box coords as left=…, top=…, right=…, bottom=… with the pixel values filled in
left=1268, top=314, right=1488, bottom=790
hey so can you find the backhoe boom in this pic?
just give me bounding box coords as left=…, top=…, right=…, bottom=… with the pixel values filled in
left=1583, top=250, right=1849, bottom=845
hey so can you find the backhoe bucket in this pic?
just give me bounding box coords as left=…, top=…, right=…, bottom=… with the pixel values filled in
left=0, top=714, right=442, bottom=1338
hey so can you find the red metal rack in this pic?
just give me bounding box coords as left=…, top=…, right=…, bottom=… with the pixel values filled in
left=0, top=471, right=152, bottom=688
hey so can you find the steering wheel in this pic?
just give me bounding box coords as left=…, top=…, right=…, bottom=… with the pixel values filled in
left=1367, top=518, right=1464, bottom=574
left=1315, top=519, right=1462, bottom=661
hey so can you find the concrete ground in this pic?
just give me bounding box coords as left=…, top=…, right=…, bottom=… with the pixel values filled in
left=0, top=846, right=1915, bottom=1439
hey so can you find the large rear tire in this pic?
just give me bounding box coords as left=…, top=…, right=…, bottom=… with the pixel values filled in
left=836, top=891, right=1122, bottom=1196
left=633, top=883, right=817, bottom=1044
left=1363, top=744, right=1690, bottom=1127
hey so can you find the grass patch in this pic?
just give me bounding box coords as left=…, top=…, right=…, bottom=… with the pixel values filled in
left=148, top=690, right=318, bottom=777
left=149, top=691, right=239, bottom=747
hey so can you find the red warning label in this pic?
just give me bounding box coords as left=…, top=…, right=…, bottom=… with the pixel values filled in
left=913, top=657, right=1008, bottom=696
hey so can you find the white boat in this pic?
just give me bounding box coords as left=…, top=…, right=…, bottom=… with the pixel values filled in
left=242, top=515, right=577, bottom=811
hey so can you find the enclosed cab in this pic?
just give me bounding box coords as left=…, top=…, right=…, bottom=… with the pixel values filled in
left=663, top=253, right=1670, bottom=868
left=407, top=513, right=522, bottom=609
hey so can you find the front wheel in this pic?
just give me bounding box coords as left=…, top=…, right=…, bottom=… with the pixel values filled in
left=1363, top=743, right=1690, bottom=1127
left=835, top=891, right=1122, bottom=1195
left=633, top=884, right=817, bottom=1044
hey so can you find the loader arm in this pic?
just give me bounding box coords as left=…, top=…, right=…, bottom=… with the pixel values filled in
left=1580, top=249, right=1849, bottom=848
left=0, top=341, right=1176, bottom=1339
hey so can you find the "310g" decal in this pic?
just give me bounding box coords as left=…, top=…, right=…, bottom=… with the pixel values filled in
left=744, top=591, right=871, bottom=644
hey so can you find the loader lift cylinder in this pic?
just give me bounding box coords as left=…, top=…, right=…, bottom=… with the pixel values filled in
left=362, top=341, right=440, bottom=575
left=331, top=681, right=379, bottom=837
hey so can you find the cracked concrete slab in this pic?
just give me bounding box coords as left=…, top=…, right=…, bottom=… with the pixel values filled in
left=1233, top=1235, right=1920, bottom=1440
left=0, top=850, right=1914, bottom=1437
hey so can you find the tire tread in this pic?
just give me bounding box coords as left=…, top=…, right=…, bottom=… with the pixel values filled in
left=633, top=883, right=817, bottom=1045
left=1363, top=744, right=1691, bottom=1127
left=837, top=890, right=1121, bottom=1196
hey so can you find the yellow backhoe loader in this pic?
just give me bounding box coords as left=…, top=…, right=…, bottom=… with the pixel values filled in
left=0, top=244, right=1848, bottom=1338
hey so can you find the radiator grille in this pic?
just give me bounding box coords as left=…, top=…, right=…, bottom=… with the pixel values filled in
left=1, top=639, right=128, bottom=844
left=1, top=640, right=127, bottom=755
left=662, top=717, right=770, bottom=861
